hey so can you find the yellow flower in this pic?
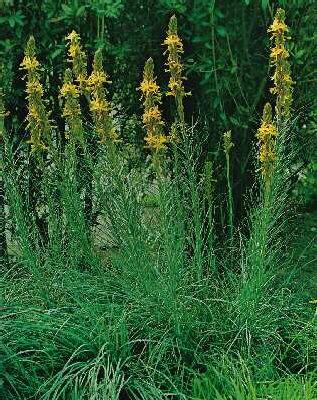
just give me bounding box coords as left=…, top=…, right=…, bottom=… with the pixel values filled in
left=259, top=146, right=276, bottom=163
left=20, top=56, right=40, bottom=71
left=270, top=45, right=289, bottom=64
left=87, top=71, right=110, bottom=87
left=145, top=133, right=168, bottom=151
left=143, top=106, right=164, bottom=125
left=76, top=74, right=87, bottom=87
left=66, top=30, right=80, bottom=42
left=163, top=34, right=183, bottom=50
left=167, top=77, right=183, bottom=97
left=60, top=82, right=79, bottom=98
left=26, top=80, right=44, bottom=96
left=257, top=122, right=278, bottom=140
left=268, top=19, right=289, bottom=37
left=68, top=43, right=81, bottom=59
left=28, top=105, right=40, bottom=120
left=165, top=59, right=182, bottom=74
left=140, top=79, right=160, bottom=95
left=89, top=98, right=109, bottom=113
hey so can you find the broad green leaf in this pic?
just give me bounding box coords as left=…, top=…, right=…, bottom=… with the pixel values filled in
left=216, top=26, right=227, bottom=37
left=261, top=0, right=269, bottom=9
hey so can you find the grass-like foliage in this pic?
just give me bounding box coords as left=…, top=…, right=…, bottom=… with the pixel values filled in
left=0, top=9, right=316, bottom=400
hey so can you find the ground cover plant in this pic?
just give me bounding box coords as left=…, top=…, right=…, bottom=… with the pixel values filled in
left=0, top=2, right=317, bottom=399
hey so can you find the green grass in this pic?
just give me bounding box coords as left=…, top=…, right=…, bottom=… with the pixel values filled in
left=1, top=124, right=316, bottom=399
left=292, top=211, right=317, bottom=300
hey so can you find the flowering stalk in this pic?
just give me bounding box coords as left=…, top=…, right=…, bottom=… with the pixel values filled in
left=268, top=8, right=293, bottom=124
left=223, top=130, right=234, bottom=240
left=163, top=15, right=190, bottom=125
left=139, top=57, right=167, bottom=154
left=257, top=103, right=278, bottom=190
left=87, top=49, right=118, bottom=144
left=60, top=68, right=84, bottom=143
left=0, top=85, right=8, bottom=264
left=0, top=88, right=5, bottom=141
left=65, top=31, right=88, bottom=95
left=20, top=36, right=52, bottom=152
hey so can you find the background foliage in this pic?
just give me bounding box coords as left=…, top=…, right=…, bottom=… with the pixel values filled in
left=1, top=0, right=316, bottom=208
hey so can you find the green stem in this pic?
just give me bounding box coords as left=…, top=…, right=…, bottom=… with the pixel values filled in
left=0, top=95, right=8, bottom=265
left=225, top=152, right=234, bottom=241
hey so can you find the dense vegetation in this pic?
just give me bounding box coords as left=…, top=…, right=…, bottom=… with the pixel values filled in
left=0, top=1, right=316, bottom=399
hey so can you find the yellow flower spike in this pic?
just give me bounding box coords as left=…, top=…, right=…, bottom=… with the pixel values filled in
left=163, top=15, right=190, bottom=125
left=268, top=8, right=293, bottom=122
left=88, top=48, right=119, bottom=144
left=65, top=31, right=88, bottom=94
left=257, top=103, right=278, bottom=188
left=60, top=68, right=84, bottom=142
left=66, top=31, right=80, bottom=42
left=139, top=57, right=168, bottom=154
left=21, top=36, right=52, bottom=152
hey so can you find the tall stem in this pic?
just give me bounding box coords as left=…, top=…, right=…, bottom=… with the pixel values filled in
left=226, top=152, right=234, bottom=241
left=0, top=94, right=8, bottom=265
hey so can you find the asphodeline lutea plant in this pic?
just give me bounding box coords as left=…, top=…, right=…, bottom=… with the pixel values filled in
left=20, top=36, right=52, bottom=152
left=257, top=103, right=278, bottom=188
left=87, top=49, right=119, bottom=144
left=139, top=57, right=167, bottom=153
left=60, top=68, right=84, bottom=143
left=163, top=15, right=190, bottom=125
left=65, top=31, right=88, bottom=95
left=268, top=8, right=293, bottom=123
